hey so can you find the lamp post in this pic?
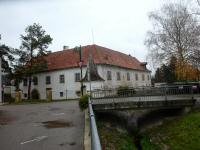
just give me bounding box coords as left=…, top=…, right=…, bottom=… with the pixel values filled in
left=75, top=45, right=84, bottom=96
left=79, top=45, right=84, bottom=96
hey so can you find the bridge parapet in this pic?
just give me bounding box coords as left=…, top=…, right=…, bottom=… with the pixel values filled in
left=91, top=85, right=198, bottom=99
left=91, top=85, right=199, bottom=111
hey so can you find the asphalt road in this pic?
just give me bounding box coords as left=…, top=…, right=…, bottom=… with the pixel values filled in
left=0, top=101, right=84, bottom=150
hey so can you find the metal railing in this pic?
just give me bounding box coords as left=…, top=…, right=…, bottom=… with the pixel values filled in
left=91, top=85, right=198, bottom=100
left=88, top=97, right=102, bottom=150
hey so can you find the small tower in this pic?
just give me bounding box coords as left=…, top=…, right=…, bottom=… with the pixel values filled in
left=82, top=55, right=104, bottom=92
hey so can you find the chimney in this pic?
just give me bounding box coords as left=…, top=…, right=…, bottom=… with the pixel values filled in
left=141, top=62, right=147, bottom=70
left=63, top=45, right=69, bottom=50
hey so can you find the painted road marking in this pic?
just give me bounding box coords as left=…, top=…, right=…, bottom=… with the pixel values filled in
left=52, top=113, right=65, bottom=116
left=20, top=136, right=48, bottom=145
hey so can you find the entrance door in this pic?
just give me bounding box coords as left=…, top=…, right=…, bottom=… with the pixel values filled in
left=46, top=88, right=52, bottom=100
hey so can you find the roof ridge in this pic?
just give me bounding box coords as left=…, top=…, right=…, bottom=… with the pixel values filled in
left=48, top=44, right=138, bottom=61
left=93, top=44, right=138, bottom=60
left=44, top=44, right=148, bottom=72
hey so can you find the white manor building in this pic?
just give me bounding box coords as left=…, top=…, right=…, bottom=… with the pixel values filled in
left=19, top=44, right=151, bottom=100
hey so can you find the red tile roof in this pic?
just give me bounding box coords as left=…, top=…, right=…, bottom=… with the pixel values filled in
left=45, top=44, right=149, bottom=72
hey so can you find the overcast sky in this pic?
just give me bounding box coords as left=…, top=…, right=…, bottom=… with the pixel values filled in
left=0, top=0, right=186, bottom=70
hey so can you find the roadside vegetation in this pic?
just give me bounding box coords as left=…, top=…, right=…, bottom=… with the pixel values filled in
left=98, top=109, right=200, bottom=150
left=98, top=122, right=136, bottom=150
left=79, top=94, right=89, bottom=110
left=146, top=110, right=200, bottom=150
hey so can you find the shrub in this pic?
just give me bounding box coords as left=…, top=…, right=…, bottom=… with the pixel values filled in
left=31, top=89, right=40, bottom=99
left=79, top=94, right=89, bottom=110
left=3, top=93, right=15, bottom=103
left=117, top=86, right=136, bottom=97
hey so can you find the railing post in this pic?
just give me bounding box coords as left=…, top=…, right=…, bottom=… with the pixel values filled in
left=164, top=86, right=167, bottom=101
left=191, top=86, right=194, bottom=100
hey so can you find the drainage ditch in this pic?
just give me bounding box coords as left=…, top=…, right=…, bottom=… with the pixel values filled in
left=97, top=108, right=186, bottom=150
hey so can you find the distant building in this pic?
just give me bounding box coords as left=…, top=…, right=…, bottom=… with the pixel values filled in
left=19, top=44, right=151, bottom=100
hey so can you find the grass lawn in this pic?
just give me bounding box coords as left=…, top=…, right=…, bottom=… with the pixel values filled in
left=146, top=110, right=200, bottom=150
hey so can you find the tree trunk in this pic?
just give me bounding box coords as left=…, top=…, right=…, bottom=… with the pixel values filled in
left=28, top=76, right=32, bottom=99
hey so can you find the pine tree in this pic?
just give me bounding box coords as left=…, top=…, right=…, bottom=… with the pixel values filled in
left=16, top=23, right=53, bottom=99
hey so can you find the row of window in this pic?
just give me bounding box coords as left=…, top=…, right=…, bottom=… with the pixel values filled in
left=106, top=71, right=150, bottom=81
left=23, top=71, right=150, bottom=86
left=23, top=73, right=81, bottom=86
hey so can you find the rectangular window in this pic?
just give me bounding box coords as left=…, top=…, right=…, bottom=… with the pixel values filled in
left=46, top=76, right=51, bottom=84
left=75, top=73, right=80, bottom=82
left=107, top=71, right=112, bottom=80
left=60, top=92, right=63, bottom=97
left=23, top=78, right=27, bottom=86
left=142, top=74, right=145, bottom=81
left=33, top=76, right=38, bottom=85
left=127, top=72, right=130, bottom=81
left=117, top=72, right=121, bottom=80
left=135, top=74, right=138, bottom=81
left=147, top=75, right=149, bottom=80
left=59, top=74, right=65, bottom=83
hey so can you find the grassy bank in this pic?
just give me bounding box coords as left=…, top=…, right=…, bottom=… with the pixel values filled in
left=146, top=110, right=200, bottom=150
left=98, top=122, right=137, bottom=150
left=98, top=110, right=200, bottom=150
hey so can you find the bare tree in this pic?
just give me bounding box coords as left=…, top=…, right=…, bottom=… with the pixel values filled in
left=197, top=0, right=200, bottom=6
left=145, top=3, right=200, bottom=69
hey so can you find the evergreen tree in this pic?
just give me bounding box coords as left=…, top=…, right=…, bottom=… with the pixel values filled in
left=167, top=56, right=177, bottom=83
left=0, top=43, right=14, bottom=73
left=154, top=68, right=162, bottom=82
left=16, top=23, right=53, bottom=99
left=154, top=56, right=177, bottom=83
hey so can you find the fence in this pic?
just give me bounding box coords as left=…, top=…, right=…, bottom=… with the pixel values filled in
left=91, top=85, right=198, bottom=100
left=88, top=97, right=102, bottom=150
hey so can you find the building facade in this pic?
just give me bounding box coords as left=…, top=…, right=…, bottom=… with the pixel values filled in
left=19, top=45, right=151, bottom=100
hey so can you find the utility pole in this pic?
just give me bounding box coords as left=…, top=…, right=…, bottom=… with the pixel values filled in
left=87, top=54, right=92, bottom=96
left=79, top=45, right=84, bottom=96
left=75, top=45, right=84, bottom=96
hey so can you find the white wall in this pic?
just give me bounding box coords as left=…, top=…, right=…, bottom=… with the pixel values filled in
left=19, top=65, right=151, bottom=100
left=84, top=81, right=104, bottom=92
left=97, top=65, right=151, bottom=89
left=19, top=67, right=87, bottom=100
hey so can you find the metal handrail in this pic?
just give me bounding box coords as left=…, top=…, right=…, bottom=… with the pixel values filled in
left=91, top=85, right=198, bottom=99
left=88, top=97, right=102, bottom=150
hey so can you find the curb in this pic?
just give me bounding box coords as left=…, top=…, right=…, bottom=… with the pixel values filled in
left=84, top=108, right=91, bottom=150
left=0, top=102, right=8, bottom=106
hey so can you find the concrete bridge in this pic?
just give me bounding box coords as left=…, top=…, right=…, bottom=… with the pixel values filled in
left=88, top=85, right=200, bottom=150
left=91, top=86, right=199, bottom=111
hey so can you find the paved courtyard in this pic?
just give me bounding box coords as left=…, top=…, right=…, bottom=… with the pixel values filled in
left=0, top=101, right=84, bottom=150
